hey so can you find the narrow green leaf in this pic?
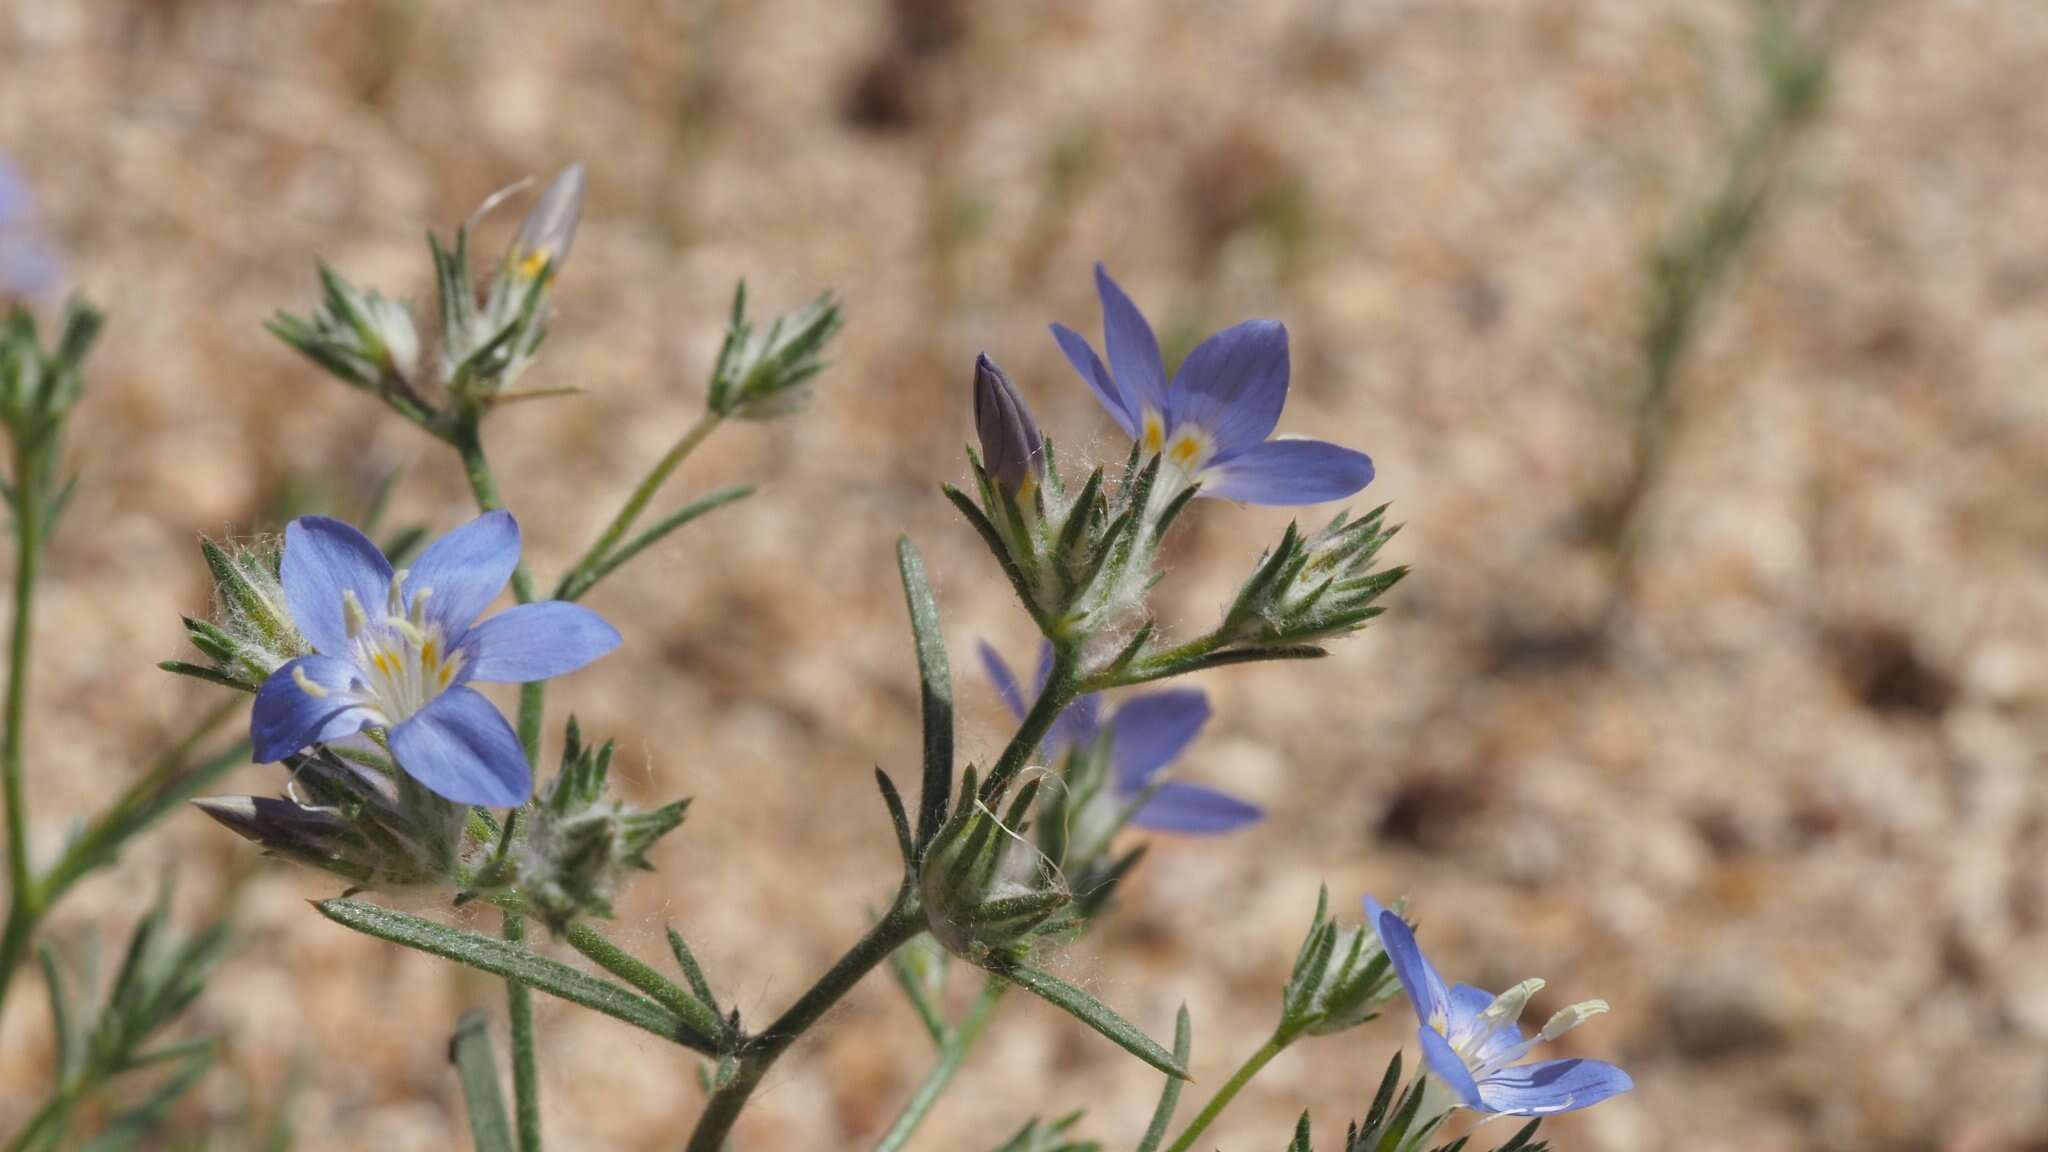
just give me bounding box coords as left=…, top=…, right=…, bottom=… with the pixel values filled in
left=896, top=536, right=954, bottom=850
left=564, top=485, right=754, bottom=600
left=565, top=922, right=725, bottom=1046
left=875, top=767, right=916, bottom=870
left=992, top=959, right=1187, bottom=1079
left=449, top=1011, right=516, bottom=1152
left=666, top=927, right=720, bottom=1021
left=318, top=899, right=712, bottom=1052
left=38, top=944, right=78, bottom=1082
left=1134, top=1004, right=1192, bottom=1152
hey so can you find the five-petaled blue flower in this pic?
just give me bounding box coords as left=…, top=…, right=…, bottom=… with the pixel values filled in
left=251, top=512, right=620, bottom=807
left=1051, top=264, right=1373, bottom=506
left=0, top=155, right=60, bottom=299
left=980, top=642, right=1262, bottom=834
left=1367, top=897, right=1633, bottom=1118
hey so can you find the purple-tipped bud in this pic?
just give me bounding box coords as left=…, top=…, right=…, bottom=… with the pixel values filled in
left=973, top=353, right=1044, bottom=492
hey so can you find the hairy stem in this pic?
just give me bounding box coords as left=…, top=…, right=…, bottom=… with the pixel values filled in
left=685, top=900, right=926, bottom=1152
left=1162, top=1031, right=1292, bottom=1152
left=870, top=977, right=1008, bottom=1152
left=0, top=437, right=45, bottom=1020
left=556, top=411, right=722, bottom=601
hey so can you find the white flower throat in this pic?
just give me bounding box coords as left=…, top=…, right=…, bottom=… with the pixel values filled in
left=294, top=569, right=463, bottom=725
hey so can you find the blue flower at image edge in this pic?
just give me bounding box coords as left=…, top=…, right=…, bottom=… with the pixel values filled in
left=1051, top=264, right=1373, bottom=506
left=251, top=511, right=620, bottom=806
left=1367, top=897, right=1633, bottom=1117
left=0, top=155, right=61, bottom=298
left=980, top=643, right=1262, bottom=834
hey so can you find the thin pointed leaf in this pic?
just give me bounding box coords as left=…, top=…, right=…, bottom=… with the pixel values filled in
left=896, top=537, right=955, bottom=850
left=1135, top=1005, right=1192, bottom=1152
left=562, top=485, right=754, bottom=600
left=449, top=1011, right=516, bottom=1152
left=666, top=928, right=720, bottom=1021
left=319, top=899, right=713, bottom=1053
left=993, top=958, right=1187, bottom=1079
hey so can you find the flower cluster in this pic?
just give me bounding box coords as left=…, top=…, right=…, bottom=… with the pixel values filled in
left=158, top=153, right=1633, bottom=1152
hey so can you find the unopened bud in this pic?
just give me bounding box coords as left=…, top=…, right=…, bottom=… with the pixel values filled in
left=508, top=163, right=586, bottom=282
left=973, top=354, right=1044, bottom=493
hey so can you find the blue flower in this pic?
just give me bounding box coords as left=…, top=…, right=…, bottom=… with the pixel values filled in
left=1051, top=264, right=1373, bottom=506
left=0, top=156, right=60, bottom=299
left=979, top=643, right=1262, bottom=835
left=251, top=512, right=620, bottom=807
left=1367, top=897, right=1633, bottom=1118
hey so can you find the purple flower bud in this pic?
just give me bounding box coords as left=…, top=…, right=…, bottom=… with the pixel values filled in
left=973, top=353, right=1044, bottom=492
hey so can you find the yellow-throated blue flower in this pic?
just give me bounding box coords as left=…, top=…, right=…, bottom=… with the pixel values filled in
left=250, top=511, right=619, bottom=806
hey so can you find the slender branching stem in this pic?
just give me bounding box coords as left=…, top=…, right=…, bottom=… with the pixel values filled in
left=685, top=899, right=927, bottom=1152
left=451, top=417, right=546, bottom=1152
left=0, top=435, right=46, bottom=1020
left=556, top=411, right=723, bottom=601
left=870, top=977, right=1009, bottom=1152
left=1162, top=1029, right=1294, bottom=1152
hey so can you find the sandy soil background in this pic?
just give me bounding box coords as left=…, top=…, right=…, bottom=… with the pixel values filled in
left=3, top=1, right=2047, bottom=1149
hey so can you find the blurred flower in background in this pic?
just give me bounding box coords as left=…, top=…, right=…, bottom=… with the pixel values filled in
left=0, top=155, right=59, bottom=301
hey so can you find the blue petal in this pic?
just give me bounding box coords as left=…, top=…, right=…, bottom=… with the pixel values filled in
left=281, top=517, right=394, bottom=656
left=1476, top=1059, right=1633, bottom=1116
left=1094, top=264, right=1168, bottom=418
left=1416, top=1024, right=1485, bottom=1110
left=1377, top=909, right=1450, bottom=1031
left=462, top=601, right=621, bottom=682
left=1109, top=689, right=1210, bottom=791
left=1129, top=781, right=1263, bottom=835
left=1199, top=438, right=1375, bottom=506
left=1164, top=320, right=1289, bottom=455
left=406, top=510, right=521, bottom=636
left=1362, top=895, right=1391, bottom=940
left=250, top=655, right=373, bottom=762
left=979, top=642, right=1028, bottom=720
left=388, top=686, right=531, bottom=807
left=1052, top=323, right=1138, bottom=438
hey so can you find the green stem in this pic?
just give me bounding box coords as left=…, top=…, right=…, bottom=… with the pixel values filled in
left=685, top=900, right=926, bottom=1152
left=503, top=911, right=542, bottom=1152
left=870, top=978, right=1008, bottom=1152
left=978, top=645, right=1078, bottom=803
left=555, top=411, right=722, bottom=601
left=1162, top=1031, right=1292, bottom=1152
left=452, top=421, right=546, bottom=1152
left=0, top=437, right=45, bottom=1021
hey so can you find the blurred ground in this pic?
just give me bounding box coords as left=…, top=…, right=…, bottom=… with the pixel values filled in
left=3, top=0, right=2048, bottom=1149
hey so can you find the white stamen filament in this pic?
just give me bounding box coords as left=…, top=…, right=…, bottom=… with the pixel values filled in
left=300, top=572, right=463, bottom=727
